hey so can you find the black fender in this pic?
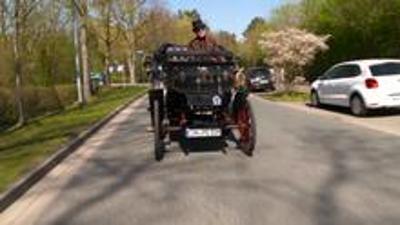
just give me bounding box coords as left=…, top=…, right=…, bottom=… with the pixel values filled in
left=232, top=88, right=250, bottom=118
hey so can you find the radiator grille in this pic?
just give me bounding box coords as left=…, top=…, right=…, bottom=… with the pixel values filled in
left=165, top=65, right=235, bottom=94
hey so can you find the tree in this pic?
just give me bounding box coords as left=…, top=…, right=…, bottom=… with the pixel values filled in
left=114, top=0, right=146, bottom=84
left=170, top=10, right=194, bottom=45
left=243, top=17, right=265, bottom=37
left=214, top=31, right=238, bottom=53
left=259, top=28, right=330, bottom=90
left=72, top=0, right=91, bottom=103
left=269, top=3, right=304, bottom=29
left=302, top=0, right=400, bottom=79
left=9, top=0, right=41, bottom=126
left=177, top=9, right=200, bottom=20
left=0, top=0, right=8, bottom=35
left=240, top=17, right=270, bottom=67
left=136, top=3, right=175, bottom=52
left=35, top=0, right=69, bottom=108
left=90, top=0, right=120, bottom=85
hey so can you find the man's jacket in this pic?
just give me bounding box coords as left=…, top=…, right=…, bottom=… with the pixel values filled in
left=188, top=36, right=218, bottom=51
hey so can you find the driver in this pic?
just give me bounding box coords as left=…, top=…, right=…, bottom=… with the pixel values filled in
left=188, top=19, right=218, bottom=50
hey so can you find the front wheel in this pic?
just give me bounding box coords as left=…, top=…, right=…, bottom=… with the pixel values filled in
left=350, top=95, right=368, bottom=117
left=310, top=90, right=321, bottom=107
left=236, top=101, right=256, bottom=156
left=153, top=100, right=165, bottom=161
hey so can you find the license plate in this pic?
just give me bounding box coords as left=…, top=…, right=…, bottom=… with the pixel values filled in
left=260, top=80, right=269, bottom=84
left=185, top=128, right=222, bottom=138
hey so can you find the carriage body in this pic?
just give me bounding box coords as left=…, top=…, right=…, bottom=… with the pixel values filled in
left=148, top=44, right=256, bottom=161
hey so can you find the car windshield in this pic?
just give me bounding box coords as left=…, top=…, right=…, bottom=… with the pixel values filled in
left=249, top=69, right=270, bottom=79
left=370, top=62, right=400, bottom=76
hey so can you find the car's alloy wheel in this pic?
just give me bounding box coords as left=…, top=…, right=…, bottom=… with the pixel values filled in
left=350, top=95, right=368, bottom=116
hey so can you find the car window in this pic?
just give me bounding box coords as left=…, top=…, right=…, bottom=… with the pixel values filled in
left=328, top=64, right=361, bottom=79
left=321, top=66, right=341, bottom=80
left=370, top=62, right=400, bottom=76
left=249, top=69, right=270, bottom=78
left=340, top=64, right=361, bottom=78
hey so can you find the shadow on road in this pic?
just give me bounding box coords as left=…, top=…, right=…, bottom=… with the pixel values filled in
left=34, top=103, right=245, bottom=225
left=299, top=126, right=400, bottom=225
left=26, top=98, right=400, bottom=225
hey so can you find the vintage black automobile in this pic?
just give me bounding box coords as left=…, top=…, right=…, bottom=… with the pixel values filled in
left=147, top=43, right=256, bottom=161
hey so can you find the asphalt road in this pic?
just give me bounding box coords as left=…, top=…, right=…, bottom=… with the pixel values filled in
left=2, top=96, right=400, bottom=225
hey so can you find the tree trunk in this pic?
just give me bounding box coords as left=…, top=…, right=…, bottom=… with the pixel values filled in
left=127, top=53, right=136, bottom=84
left=0, top=1, right=6, bottom=35
left=13, top=39, right=25, bottom=126
left=274, top=67, right=286, bottom=91
left=104, top=35, right=112, bottom=85
left=104, top=54, right=110, bottom=85
left=80, top=19, right=91, bottom=99
left=104, top=7, right=112, bottom=86
left=283, top=65, right=299, bottom=92
left=13, top=0, right=25, bottom=127
left=73, top=4, right=84, bottom=105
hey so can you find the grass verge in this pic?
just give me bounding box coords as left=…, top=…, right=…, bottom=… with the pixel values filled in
left=263, top=91, right=310, bottom=103
left=0, top=86, right=146, bottom=193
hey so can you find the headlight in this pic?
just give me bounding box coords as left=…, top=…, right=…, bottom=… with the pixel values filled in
left=196, top=77, right=201, bottom=85
left=212, top=95, right=222, bottom=106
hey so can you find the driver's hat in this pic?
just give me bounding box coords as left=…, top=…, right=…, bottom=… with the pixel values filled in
left=192, top=19, right=207, bottom=32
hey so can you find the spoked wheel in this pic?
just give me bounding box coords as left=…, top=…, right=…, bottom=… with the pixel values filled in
left=153, top=100, right=165, bottom=161
left=236, top=100, right=256, bottom=156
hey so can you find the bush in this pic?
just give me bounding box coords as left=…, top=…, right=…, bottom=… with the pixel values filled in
left=0, top=85, right=77, bottom=129
left=0, top=88, right=17, bottom=128
left=55, top=85, right=77, bottom=106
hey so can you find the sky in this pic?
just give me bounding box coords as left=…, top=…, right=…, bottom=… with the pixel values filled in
left=167, top=0, right=283, bottom=38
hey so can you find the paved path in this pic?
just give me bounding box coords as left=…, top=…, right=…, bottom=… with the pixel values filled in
left=1, top=96, right=400, bottom=225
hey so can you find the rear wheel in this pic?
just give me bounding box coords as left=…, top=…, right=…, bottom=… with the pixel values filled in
left=153, top=100, right=165, bottom=161
left=350, top=95, right=368, bottom=117
left=237, top=101, right=256, bottom=156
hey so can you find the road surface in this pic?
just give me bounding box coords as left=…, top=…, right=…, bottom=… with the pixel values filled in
left=1, top=96, right=400, bottom=225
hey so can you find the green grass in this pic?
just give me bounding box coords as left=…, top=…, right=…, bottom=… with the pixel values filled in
left=0, top=86, right=147, bottom=193
left=263, top=91, right=310, bottom=103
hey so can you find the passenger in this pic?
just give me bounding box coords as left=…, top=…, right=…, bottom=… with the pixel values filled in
left=188, top=19, right=218, bottom=51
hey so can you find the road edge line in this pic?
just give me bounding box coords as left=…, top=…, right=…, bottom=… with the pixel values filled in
left=0, top=90, right=148, bottom=213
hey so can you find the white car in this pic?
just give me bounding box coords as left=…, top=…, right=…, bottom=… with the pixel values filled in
left=311, top=59, right=400, bottom=116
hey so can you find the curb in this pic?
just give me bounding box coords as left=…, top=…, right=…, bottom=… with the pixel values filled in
left=0, top=91, right=147, bottom=213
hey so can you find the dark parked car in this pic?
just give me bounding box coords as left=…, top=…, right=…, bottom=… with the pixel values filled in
left=246, top=67, right=274, bottom=92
